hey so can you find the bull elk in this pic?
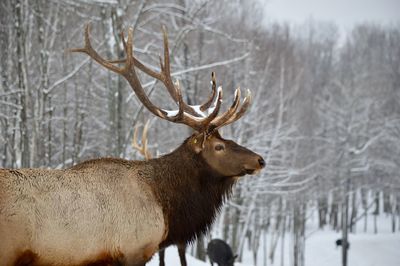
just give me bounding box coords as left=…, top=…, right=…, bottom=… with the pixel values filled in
left=0, top=24, right=265, bottom=266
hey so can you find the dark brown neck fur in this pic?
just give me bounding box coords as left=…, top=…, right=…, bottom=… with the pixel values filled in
left=145, top=138, right=236, bottom=248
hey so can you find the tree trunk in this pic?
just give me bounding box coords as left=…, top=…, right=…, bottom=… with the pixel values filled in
left=397, top=195, right=400, bottom=231
left=341, top=178, right=350, bottom=266
left=361, top=188, right=368, bottom=232
left=280, top=213, right=286, bottom=266
left=0, top=0, right=10, bottom=167
left=350, top=191, right=357, bottom=233
left=251, top=211, right=262, bottom=266
left=391, top=193, right=396, bottom=233
left=318, top=196, right=328, bottom=228
left=14, top=0, right=31, bottom=168
left=263, top=227, right=267, bottom=266
left=111, top=6, right=126, bottom=157
left=383, top=188, right=391, bottom=214
left=195, top=235, right=206, bottom=261
left=292, top=202, right=306, bottom=266
left=373, top=191, right=379, bottom=234
left=269, top=198, right=282, bottom=264
left=222, top=205, right=230, bottom=241
left=330, top=191, right=339, bottom=231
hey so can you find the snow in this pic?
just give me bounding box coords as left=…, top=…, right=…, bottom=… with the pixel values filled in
left=161, top=86, right=222, bottom=118
left=305, top=229, right=400, bottom=266
left=302, top=214, right=400, bottom=266
left=149, top=214, right=400, bottom=266
left=191, top=105, right=207, bottom=118
left=90, top=0, right=118, bottom=4
left=192, top=86, right=222, bottom=117
left=162, top=109, right=179, bottom=117
left=146, top=247, right=208, bottom=266
left=245, top=214, right=400, bottom=266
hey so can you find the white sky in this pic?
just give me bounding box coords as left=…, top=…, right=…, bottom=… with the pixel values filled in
left=263, top=0, right=400, bottom=31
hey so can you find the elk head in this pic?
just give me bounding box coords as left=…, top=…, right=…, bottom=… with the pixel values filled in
left=71, top=24, right=265, bottom=178
left=188, top=130, right=264, bottom=177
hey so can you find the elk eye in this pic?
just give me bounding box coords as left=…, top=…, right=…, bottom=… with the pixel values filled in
left=215, top=144, right=225, bottom=151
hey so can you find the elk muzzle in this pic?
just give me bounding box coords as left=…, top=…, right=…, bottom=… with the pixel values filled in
left=243, top=154, right=265, bottom=175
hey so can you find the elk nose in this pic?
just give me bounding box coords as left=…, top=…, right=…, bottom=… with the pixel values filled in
left=258, top=157, right=266, bottom=168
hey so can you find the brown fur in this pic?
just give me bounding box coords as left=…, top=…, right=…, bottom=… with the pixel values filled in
left=147, top=142, right=236, bottom=248
left=13, top=250, right=125, bottom=266
left=144, top=133, right=263, bottom=248
left=79, top=251, right=125, bottom=266
left=14, top=250, right=39, bottom=266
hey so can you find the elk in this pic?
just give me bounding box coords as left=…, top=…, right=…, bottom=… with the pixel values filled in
left=132, top=121, right=187, bottom=266
left=0, top=24, right=265, bottom=266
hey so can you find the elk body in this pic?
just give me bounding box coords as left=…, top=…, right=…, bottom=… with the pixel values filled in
left=0, top=24, right=265, bottom=266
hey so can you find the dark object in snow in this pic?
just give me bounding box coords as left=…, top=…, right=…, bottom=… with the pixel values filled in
left=207, top=239, right=237, bottom=266
left=336, top=239, right=350, bottom=249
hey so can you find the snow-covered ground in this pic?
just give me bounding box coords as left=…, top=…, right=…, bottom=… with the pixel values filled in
left=147, top=214, right=400, bottom=266
left=304, top=214, right=400, bottom=266
left=305, top=229, right=399, bottom=266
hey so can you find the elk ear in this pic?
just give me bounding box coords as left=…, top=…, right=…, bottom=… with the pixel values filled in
left=190, top=133, right=205, bottom=154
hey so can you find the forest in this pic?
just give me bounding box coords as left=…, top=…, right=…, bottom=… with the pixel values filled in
left=0, top=0, right=399, bottom=266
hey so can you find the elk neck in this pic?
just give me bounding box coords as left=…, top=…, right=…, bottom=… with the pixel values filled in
left=144, top=138, right=236, bottom=248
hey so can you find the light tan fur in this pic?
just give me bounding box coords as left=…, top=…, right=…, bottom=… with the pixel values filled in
left=0, top=159, right=165, bottom=265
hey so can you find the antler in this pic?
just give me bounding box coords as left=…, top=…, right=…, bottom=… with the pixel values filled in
left=71, top=23, right=251, bottom=134
left=132, top=120, right=151, bottom=160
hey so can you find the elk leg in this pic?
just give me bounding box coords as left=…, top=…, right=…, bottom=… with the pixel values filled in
left=159, top=249, right=165, bottom=266
left=177, top=244, right=187, bottom=266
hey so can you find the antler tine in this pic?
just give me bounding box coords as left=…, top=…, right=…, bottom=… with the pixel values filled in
left=119, top=26, right=202, bottom=117
left=142, top=120, right=150, bottom=159
left=168, top=80, right=185, bottom=122
left=120, top=31, right=127, bottom=52
left=145, top=26, right=179, bottom=105
left=158, top=27, right=203, bottom=117
left=132, top=126, right=145, bottom=157
left=200, top=72, right=218, bottom=112
left=208, top=88, right=242, bottom=132
left=70, top=23, right=124, bottom=74
left=125, top=28, right=135, bottom=73
left=111, top=31, right=163, bottom=79
left=158, top=79, right=222, bottom=133
left=193, top=88, right=223, bottom=132
left=216, top=89, right=252, bottom=129
left=132, top=121, right=152, bottom=160
left=162, top=26, right=171, bottom=80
